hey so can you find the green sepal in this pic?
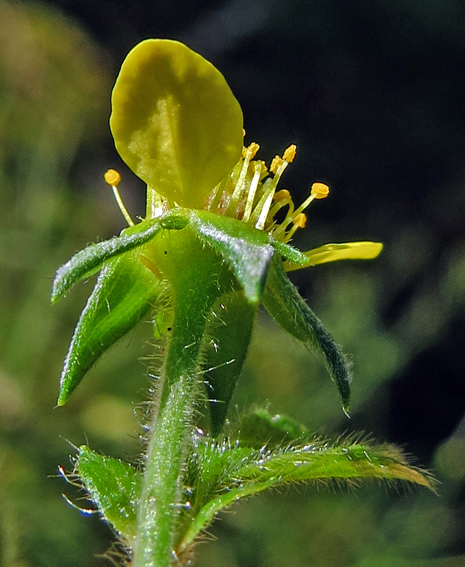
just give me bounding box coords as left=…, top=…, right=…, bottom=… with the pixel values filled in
left=191, top=210, right=274, bottom=304
left=51, top=211, right=188, bottom=303
left=262, top=254, right=352, bottom=414
left=57, top=251, right=162, bottom=405
left=270, top=238, right=310, bottom=267
left=203, top=292, right=257, bottom=436
left=76, top=446, right=142, bottom=542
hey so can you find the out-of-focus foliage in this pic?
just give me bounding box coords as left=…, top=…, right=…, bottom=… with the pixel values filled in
left=0, top=2, right=148, bottom=566
left=1, top=1, right=464, bottom=566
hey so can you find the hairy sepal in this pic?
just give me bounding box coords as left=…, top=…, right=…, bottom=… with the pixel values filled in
left=262, top=254, right=352, bottom=414
left=238, top=406, right=310, bottom=448
left=270, top=238, right=309, bottom=267
left=203, top=292, right=258, bottom=435
left=51, top=212, right=188, bottom=303
left=57, top=251, right=162, bottom=405
left=191, top=210, right=274, bottom=305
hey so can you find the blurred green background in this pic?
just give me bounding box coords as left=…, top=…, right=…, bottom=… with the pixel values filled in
left=1, top=1, right=465, bottom=566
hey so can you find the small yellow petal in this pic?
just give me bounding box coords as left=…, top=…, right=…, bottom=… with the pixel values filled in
left=284, top=242, right=383, bottom=271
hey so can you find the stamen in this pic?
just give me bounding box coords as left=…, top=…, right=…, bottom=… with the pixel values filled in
left=294, top=213, right=307, bottom=228
left=104, top=169, right=135, bottom=226
left=284, top=213, right=306, bottom=243
left=217, top=190, right=230, bottom=214
left=272, top=183, right=329, bottom=241
left=104, top=169, right=121, bottom=186
left=242, top=142, right=260, bottom=160
left=311, top=182, right=330, bottom=199
left=251, top=151, right=292, bottom=230
left=270, top=144, right=296, bottom=173
left=289, top=182, right=327, bottom=220
left=210, top=140, right=324, bottom=243
left=283, top=144, right=297, bottom=163
left=252, top=178, right=278, bottom=230
left=147, top=186, right=169, bottom=219
left=268, top=190, right=294, bottom=228
left=205, top=182, right=220, bottom=211
left=274, top=189, right=291, bottom=201
left=242, top=161, right=263, bottom=222
left=227, top=143, right=259, bottom=217
left=270, top=155, right=284, bottom=174
left=207, top=167, right=235, bottom=214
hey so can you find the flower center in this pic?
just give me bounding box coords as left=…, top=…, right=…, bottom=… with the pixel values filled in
left=104, top=143, right=329, bottom=244
left=205, top=143, right=329, bottom=243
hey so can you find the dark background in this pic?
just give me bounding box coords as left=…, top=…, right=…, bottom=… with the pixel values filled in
left=1, top=1, right=465, bottom=566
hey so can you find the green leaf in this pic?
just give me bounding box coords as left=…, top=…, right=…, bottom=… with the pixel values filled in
left=179, top=435, right=435, bottom=552
left=191, top=210, right=274, bottom=304
left=262, top=254, right=352, bottom=414
left=203, top=292, right=257, bottom=435
left=236, top=439, right=433, bottom=487
left=110, top=39, right=243, bottom=209
left=57, top=251, right=162, bottom=405
left=51, top=212, right=188, bottom=303
left=77, top=446, right=141, bottom=542
left=238, top=406, right=310, bottom=448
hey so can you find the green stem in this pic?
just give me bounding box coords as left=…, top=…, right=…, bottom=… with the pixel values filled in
left=131, top=222, right=235, bottom=566
left=132, top=299, right=209, bottom=567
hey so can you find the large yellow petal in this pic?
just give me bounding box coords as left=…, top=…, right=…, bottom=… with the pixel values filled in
left=110, top=39, right=243, bottom=209
left=284, top=242, right=383, bottom=271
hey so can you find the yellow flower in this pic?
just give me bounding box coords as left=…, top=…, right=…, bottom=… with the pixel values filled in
left=55, top=38, right=382, bottom=413
left=108, top=38, right=382, bottom=271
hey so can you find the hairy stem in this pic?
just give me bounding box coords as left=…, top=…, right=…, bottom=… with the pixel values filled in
left=132, top=298, right=209, bottom=567
left=133, top=229, right=225, bottom=567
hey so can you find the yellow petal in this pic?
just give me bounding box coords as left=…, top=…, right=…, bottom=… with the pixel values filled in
left=284, top=242, right=383, bottom=271
left=110, top=39, right=243, bottom=209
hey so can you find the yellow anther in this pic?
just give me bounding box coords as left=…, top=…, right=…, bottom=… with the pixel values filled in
left=249, top=142, right=260, bottom=159
left=292, top=213, right=307, bottom=228
left=104, top=169, right=134, bottom=226
left=270, top=156, right=284, bottom=174
left=283, top=144, right=297, bottom=163
left=311, top=182, right=330, bottom=199
left=104, top=169, right=121, bottom=186
left=283, top=212, right=307, bottom=243
left=242, top=142, right=260, bottom=159
left=274, top=189, right=291, bottom=202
